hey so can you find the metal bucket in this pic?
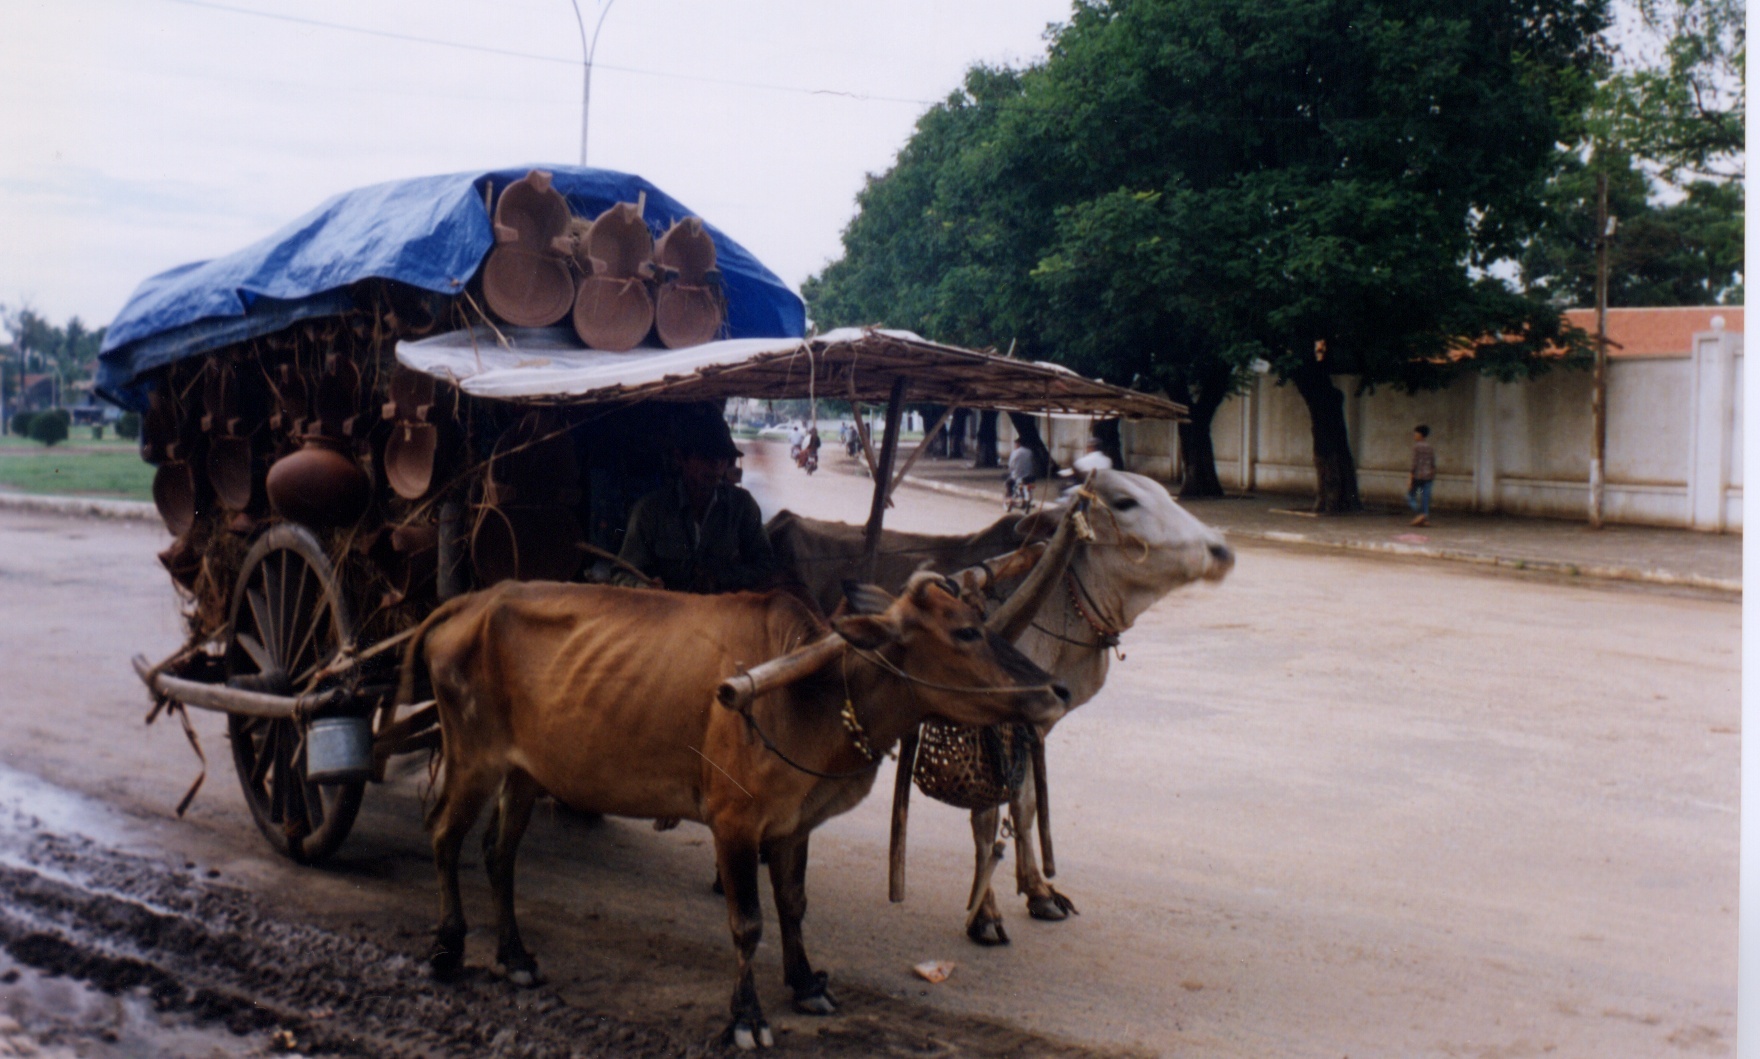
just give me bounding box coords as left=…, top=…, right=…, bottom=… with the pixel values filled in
left=306, top=715, right=373, bottom=785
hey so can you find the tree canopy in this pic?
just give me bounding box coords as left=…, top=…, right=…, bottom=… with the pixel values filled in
left=1591, top=0, right=1744, bottom=183
left=0, top=305, right=105, bottom=386
left=1520, top=150, right=1744, bottom=307
left=807, top=0, right=1608, bottom=510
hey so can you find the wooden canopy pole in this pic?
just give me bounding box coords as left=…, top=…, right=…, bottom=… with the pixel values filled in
left=862, top=376, right=909, bottom=580
left=885, top=403, right=956, bottom=503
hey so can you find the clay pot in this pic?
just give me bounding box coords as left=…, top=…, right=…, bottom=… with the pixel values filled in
left=157, top=533, right=202, bottom=590
left=266, top=436, right=370, bottom=528
left=152, top=461, right=197, bottom=536
left=384, top=421, right=438, bottom=500
left=654, top=284, right=723, bottom=349
left=584, top=202, right=654, bottom=278
left=382, top=369, right=436, bottom=422
left=654, top=217, right=724, bottom=349
left=483, top=248, right=576, bottom=327
left=207, top=435, right=254, bottom=511
left=573, top=274, right=654, bottom=352
left=655, top=216, right=716, bottom=281
left=493, top=170, right=571, bottom=248
left=484, top=171, right=577, bottom=327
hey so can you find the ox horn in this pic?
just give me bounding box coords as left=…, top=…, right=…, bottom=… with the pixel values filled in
left=984, top=479, right=1096, bottom=642
left=715, top=633, right=847, bottom=714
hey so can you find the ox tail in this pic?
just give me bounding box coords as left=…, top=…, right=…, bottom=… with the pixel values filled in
left=394, top=592, right=474, bottom=710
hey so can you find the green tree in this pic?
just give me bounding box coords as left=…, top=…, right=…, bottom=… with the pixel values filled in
left=0, top=305, right=107, bottom=410
left=808, top=0, right=1605, bottom=512
left=1521, top=152, right=1744, bottom=306
left=1593, top=0, right=1744, bottom=182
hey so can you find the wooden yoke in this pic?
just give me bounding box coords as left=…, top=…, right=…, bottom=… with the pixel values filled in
left=715, top=634, right=847, bottom=713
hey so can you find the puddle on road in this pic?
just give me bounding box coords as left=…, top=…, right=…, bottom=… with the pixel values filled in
left=0, top=765, right=137, bottom=850
left=0, top=951, right=272, bottom=1059
left=0, top=766, right=281, bottom=1058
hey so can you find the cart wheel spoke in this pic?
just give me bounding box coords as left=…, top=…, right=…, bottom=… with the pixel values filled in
left=235, top=632, right=273, bottom=675
left=287, top=561, right=315, bottom=673
left=246, top=588, right=275, bottom=660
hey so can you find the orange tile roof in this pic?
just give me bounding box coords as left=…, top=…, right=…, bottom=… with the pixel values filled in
left=1562, top=306, right=1743, bottom=358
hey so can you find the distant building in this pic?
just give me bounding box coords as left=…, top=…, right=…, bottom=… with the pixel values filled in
left=15, top=374, right=56, bottom=412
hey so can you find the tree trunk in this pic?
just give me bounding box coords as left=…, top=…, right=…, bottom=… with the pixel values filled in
left=1006, top=412, right=1056, bottom=477
left=919, top=404, right=949, bottom=457
left=973, top=410, right=999, bottom=469
left=1290, top=358, right=1361, bottom=513
left=1093, top=418, right=1125, bottom=472
left=947, top=408, right=969, bottom=460
left=1176, top=357, right=1232, bottom=498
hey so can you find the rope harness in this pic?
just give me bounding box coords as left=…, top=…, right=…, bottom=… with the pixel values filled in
left=738, top=626, right=1059, bottom=781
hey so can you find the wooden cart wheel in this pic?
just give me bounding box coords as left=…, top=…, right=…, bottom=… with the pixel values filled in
left=224, top=523, right=364, bottom=864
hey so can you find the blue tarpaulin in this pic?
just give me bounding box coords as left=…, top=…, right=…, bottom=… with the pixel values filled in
left=97, top=166, right=806, bottom=408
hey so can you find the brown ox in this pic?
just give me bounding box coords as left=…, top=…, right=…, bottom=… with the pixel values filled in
left=768, top=468, right=1233, bottom=943
left=402, top=574, right=1066, bottom=1049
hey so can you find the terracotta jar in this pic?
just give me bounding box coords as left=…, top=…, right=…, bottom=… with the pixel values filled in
left=266, top=435, right=370, bottom=528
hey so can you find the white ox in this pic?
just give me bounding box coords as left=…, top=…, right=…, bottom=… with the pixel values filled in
left=768, top=469, right=1233, bottom=942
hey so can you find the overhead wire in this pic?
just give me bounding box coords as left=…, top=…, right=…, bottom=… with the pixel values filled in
left=154, top=0, right=938, bottom=105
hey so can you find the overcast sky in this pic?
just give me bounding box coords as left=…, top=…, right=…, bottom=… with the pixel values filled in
left=1, top=0, right=1073, bottom=330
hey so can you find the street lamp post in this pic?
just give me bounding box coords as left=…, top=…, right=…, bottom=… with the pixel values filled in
left=567, top=0, right=618, bottom=166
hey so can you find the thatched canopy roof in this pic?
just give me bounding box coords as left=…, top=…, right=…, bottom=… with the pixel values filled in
left=397, top=325, right=1185, bottom=419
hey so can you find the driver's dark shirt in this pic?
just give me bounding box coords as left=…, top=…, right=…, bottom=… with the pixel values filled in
left=613, top=480, right=778, bottom=593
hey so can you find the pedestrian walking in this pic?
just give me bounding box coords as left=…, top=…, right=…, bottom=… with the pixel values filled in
left=1407, top=424, right=1435, bottom=526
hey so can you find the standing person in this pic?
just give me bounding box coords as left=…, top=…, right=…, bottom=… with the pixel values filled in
left=615, top=417, right=779, bottom=593
left=1005, top=435, right=1038, bottom=509
left=1407, top=424, right=1436, bottom=527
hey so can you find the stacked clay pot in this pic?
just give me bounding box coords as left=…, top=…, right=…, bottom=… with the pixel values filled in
left=381, top=368, right=438, bottom=502
left=481, top=172, right=726, bottom=350
left=481, top=170, right=577, bottom=327
left=653, top=217, right=725, bottom=349
left=570, top=200, right=657, bottom=351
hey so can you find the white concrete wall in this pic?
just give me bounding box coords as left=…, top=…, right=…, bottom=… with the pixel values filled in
left=1199, top=328, right=1742, bottom=531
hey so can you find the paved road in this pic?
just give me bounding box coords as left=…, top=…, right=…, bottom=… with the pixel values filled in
left=0, top=446, right=1737, bottom=1057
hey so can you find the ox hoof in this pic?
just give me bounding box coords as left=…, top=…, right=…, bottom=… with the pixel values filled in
left=1027, top=889, right=1080, bottom=921
left=966, top=917, right=1010, bottom=946
left=727, top=1018, right=775, bottom=1051
left=428, top=944, right=465, bottom=983
left=495, top=961, right=544, bottom=988
left=792, top=971, right=839, bottom=1016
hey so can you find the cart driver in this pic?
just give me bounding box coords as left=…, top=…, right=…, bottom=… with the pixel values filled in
left=613, top=417, right=780, bottom=594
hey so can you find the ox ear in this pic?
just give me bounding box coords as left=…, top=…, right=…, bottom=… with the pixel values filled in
left=833, top=612, right=902, bottom=651
left=841, top=580, right=895, bottom=616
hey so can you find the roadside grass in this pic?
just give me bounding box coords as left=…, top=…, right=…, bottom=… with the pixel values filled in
left=0, top=439, right=154, bottom=501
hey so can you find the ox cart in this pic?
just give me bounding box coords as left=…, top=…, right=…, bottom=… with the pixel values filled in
left=105, top=166, right=1186, bottom=868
